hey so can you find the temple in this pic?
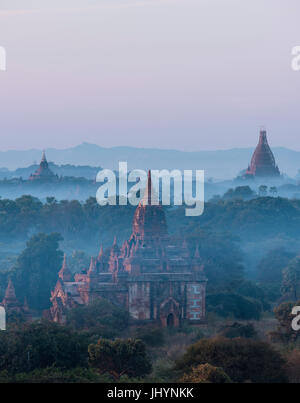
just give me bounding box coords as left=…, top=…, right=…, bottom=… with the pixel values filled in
left=29, top=151, right=58, bottom=181
left=245, top=129, right=280, bottom=178
left=49, top=171, right=207, bottom=327
left=0, top=279, right=31, bottom=320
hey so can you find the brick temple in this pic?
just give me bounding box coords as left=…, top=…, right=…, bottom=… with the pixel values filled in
left=49, top=171, right=207, bottom=327
left=245, top=129, right=280, bottom=178
left=0, top=279, right=31, bottom=321
left=29, top=151, right=58, bottom=181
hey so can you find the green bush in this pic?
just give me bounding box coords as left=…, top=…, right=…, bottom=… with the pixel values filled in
left=175, top=337, right=287, bottom=383
left=0, top=367, right=109, bottom=383
left=180, top=363, right=232, bottom=383
left=66, top=298, right=129, bottom=339
left=133, top=326, right=165, bottom=347
left=0, top=320, right=88, bottom=375
left=88, top=338, right=152, bottom=380
left=217, top=322, right=257, bottom=339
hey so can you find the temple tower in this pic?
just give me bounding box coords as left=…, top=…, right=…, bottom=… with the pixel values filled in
left=1, top=279, right=23, bottom=312
left=132, top=170, right=168, bottom=241
left=58, top=255, right=73, bottom=282
left=246, top=129, right=280, bottom=177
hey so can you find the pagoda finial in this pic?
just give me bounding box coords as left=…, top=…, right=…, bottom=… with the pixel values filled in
left=41, top=150, right=47, bottom=162
left=88, top=256, right=97, bottom=276
left=140, top=169, right=159, bottom=206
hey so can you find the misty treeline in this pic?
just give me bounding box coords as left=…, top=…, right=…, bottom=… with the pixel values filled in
left=2, top=194, right=300, bottom=241
left=0, top=194, right=300, bottom=314
left=0, top=195, right=135, bottom=242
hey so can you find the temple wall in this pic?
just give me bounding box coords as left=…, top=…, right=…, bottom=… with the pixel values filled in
left=128, top=282, right=151, bottom=320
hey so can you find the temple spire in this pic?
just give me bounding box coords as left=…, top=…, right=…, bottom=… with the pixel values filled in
left=41, top=150, right=47, bottom=163
left=147, top=170, right=152, bottom=205
left=2, top=279, right=22, bottom=310
left=88, top=257, right=99, bottom=280
left=98, top=245, right=104, bottom=259
left=140, top=170, right=159, bottom=206
left=4, top=279, right=17, bottom=301
left=132, top=169, right=167, bottom=240
left=58, top=254, right=73, bottom=282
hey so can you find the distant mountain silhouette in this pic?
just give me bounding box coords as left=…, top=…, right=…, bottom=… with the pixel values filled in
left=0, top=143, right=299, bottom=179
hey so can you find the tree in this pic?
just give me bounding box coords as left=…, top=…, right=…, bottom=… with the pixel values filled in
left=88, top=338, right=152, bottom=380
left=0, top=321, right=88, bottom=375
left=223, top=186, right=256, bottom=201
left=66, top=299, right=129, bottom=339
left=259, top=185, right=268, bottom=197
left=217, top=322, right=257, bottom=339
left=236, top=280, right=270, bottom=310
left=13, top=233, right=63, bottom=310
left=175, top=229, right=245, bottom=293
left=207, top=293, right=262, bottom=320
left=133, top=325, right=165, bottom=347
left=281, top=257, right=300, bottom=300
left=257, top=248, right=296, bottom=301
left=285, top=350, right=300, bottom=383
left=0, top=367, right=108, bottom=384
left=270, top=187, right=278, bottom=197
left=180, top=363, right=232, bottom=383
left=175, top=337, right=287, bottom=383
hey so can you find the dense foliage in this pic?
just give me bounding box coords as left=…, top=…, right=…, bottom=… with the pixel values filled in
left=207, top=293, right=262, bottom=320
left=0, top=321, right=88, bottom=375
left=217, top=322, right=257, bottom=339
left=88, top=338, right=152, bottom=380
left=12, top=233, right=63, bottom=310
left=175, top=337, right=287, bottom=383
left=281, top=257, right=300, bottom=301
left=66, top=299, right=129, bottom=340
left=2, top=195, right=300, bottom=244
left=180, top=363, right=232, bottom=383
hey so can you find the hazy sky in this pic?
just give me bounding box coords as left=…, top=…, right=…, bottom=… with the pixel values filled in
left=0, top=0, right=300, bottom=151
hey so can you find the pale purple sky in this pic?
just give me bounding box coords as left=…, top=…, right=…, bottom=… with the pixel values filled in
left=0, top=0, right=300, bottom=151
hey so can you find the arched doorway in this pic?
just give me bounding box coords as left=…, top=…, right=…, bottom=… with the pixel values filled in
left=167, top=313, right=174, bottom=328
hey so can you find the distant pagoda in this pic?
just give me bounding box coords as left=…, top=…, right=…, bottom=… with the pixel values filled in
left=29, top=151, right=57, bottom=181
left=245, top=129, right=280, bottom=178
